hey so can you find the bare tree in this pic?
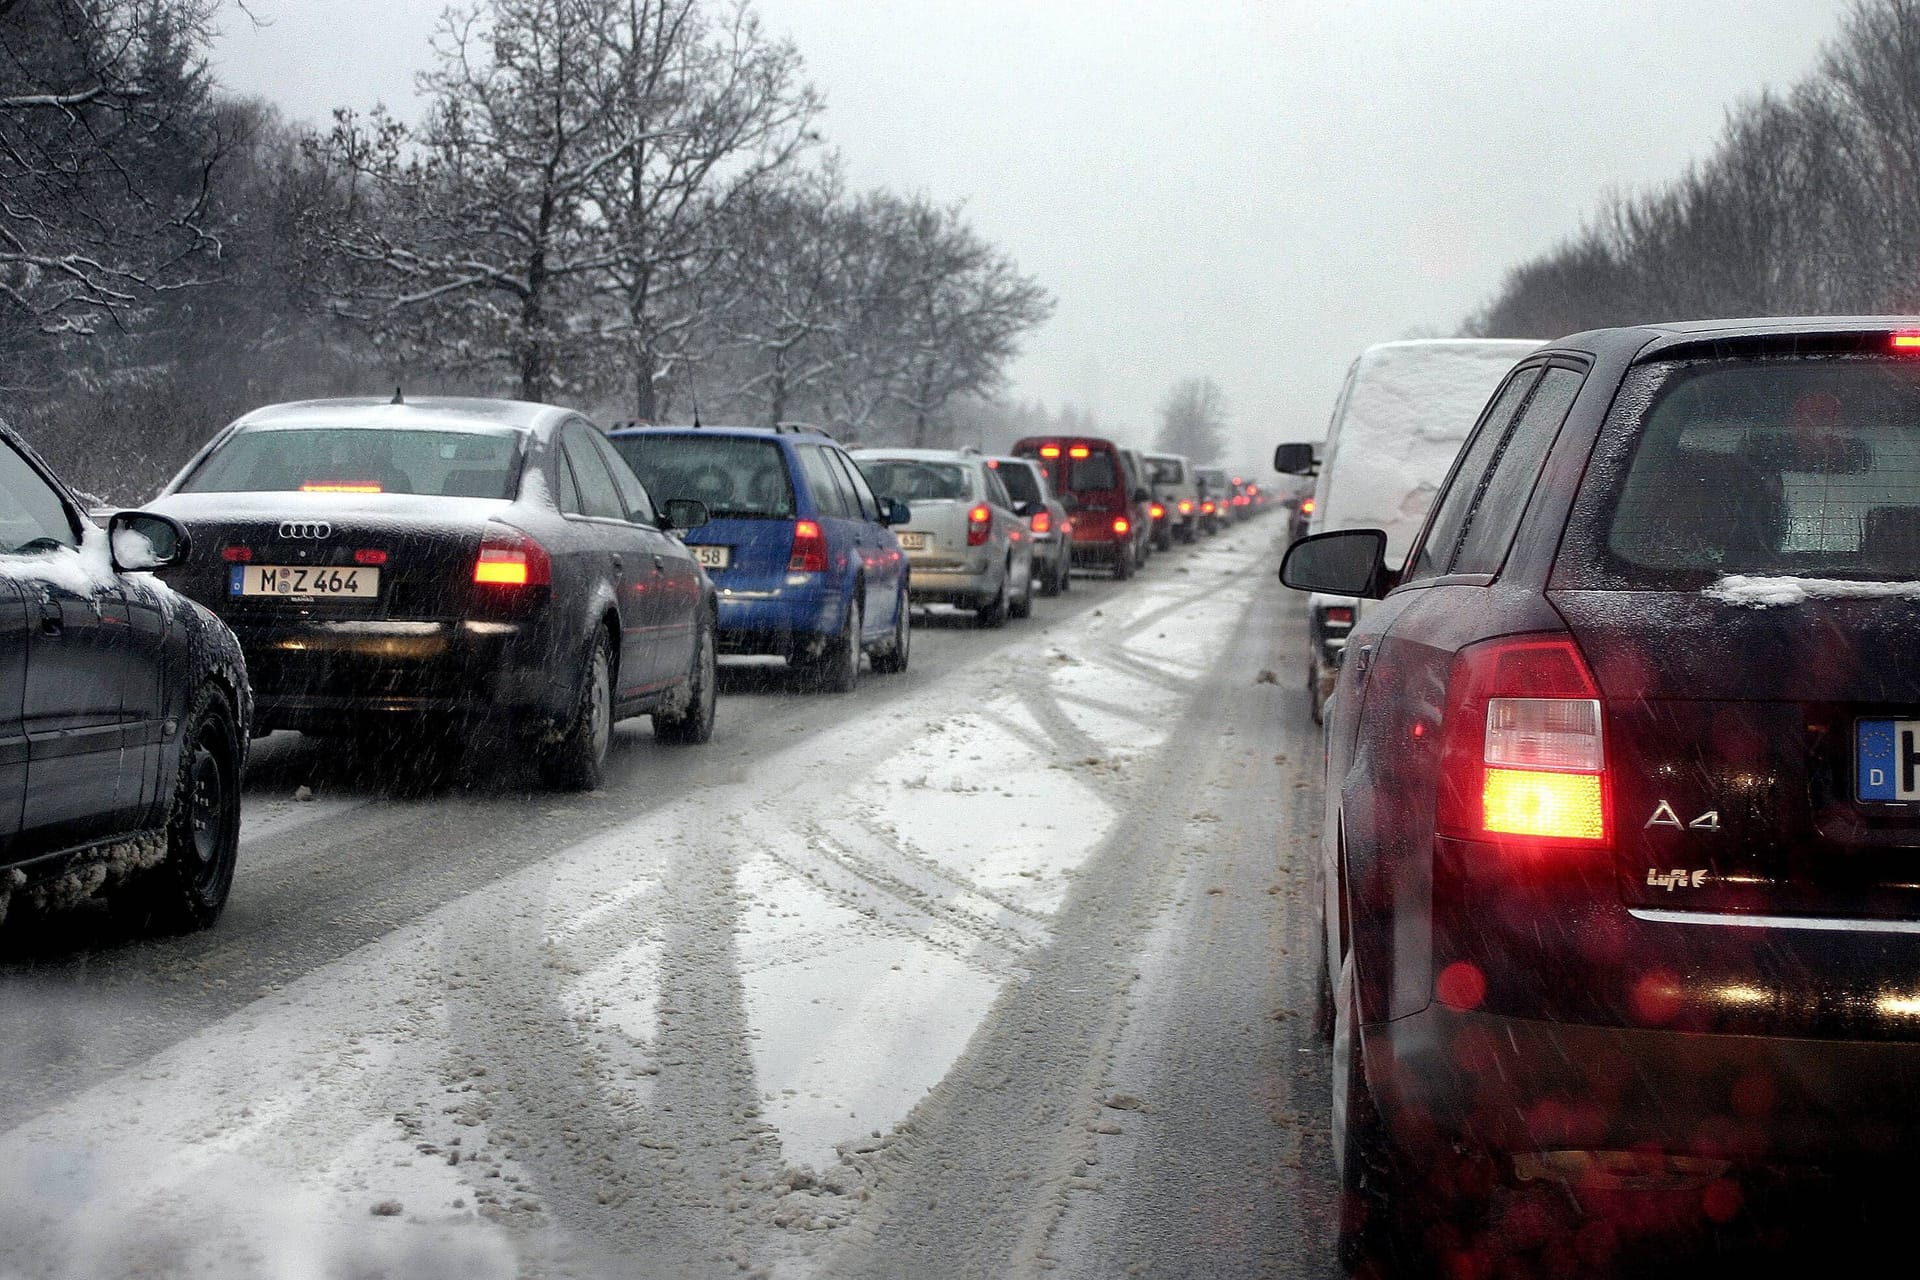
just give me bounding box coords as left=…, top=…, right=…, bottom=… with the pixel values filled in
left=1154, top=376, right=1227, bottom=464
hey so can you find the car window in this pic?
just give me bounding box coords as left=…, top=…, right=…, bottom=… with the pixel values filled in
left=179, top=427, right=520, bottom=497
left=555, top=441, right=582, bottom=515
left=585, top=426, right=655, bottom=524
left=1404, top=367, right=1543, bottom=581
left=984, top=468, right=1013, bottom=510
left=992, top=461, right=1043, bottom=506
left=798, top=445, right=856, bottom=518
left=0, top=441, right=76, bottom=552
left=827, top=449, right=880, bottom=521
left=611, top=433, right=794, bottom=519
left=561, top=423, right=627, bottom=520
left=1450, top=366, right=1585, bottom=576
left=1604, top=355, right=1920, bottom=580
left=860, top=460, right=972, bottom=502
left=1057, top=452, right=1118, bottom=494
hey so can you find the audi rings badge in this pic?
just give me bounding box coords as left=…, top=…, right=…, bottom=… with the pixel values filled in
left=278, top=520, right=332, bottom=540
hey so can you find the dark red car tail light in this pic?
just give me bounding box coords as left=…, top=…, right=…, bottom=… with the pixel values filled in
left=1324, top=605, right=1355, bottom=626
left=1436, top=633, right=1610, bottom=845
left=789, top=519, right=828, bottom=571
left=474, top=525, right=551, bottom=587
left=1030, top=510, right=1052, bottom=534
left=221, top=545, right=252, bottom=563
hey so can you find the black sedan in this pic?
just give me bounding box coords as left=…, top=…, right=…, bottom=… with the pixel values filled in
left=1284, top=317, right=1920, bottom=1272
left=148, top=397, right=718, bottom=790
left=0, top=418, right=248, bottom=932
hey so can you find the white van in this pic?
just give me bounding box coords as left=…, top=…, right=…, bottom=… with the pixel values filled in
left=1284, top=338, right=1540, bottom=722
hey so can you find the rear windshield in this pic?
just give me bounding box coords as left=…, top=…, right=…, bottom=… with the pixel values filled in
left=1145, top=457, right=1184, bottom=485
left=180, top=428, right=520, bottom=498
left=992, top=461, right=1043, bottom=505
left=1053, top=453, right=1119, bottom=494
left=610, top=434, right=794, bottom=519
left=860, top=460, right=973, bottom=503
left=1605, top=355, right=1920, bottom=581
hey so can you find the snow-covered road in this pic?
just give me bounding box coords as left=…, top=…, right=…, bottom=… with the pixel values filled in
left=0, top=521, right=1336, bottom=1280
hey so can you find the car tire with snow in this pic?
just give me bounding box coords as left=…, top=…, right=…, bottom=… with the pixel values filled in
left=1009, top=561, right=1034, bottom=619
left=871, top=586, right=911, bottom=675
left=976, top=568, right=1009, bottom=627
left=541, top=628, right=613, bottom=790
left=141, top=685, right=243, bottom=934
left=1112, top=545, right=1132, bottom=582
left=807, top=598, right=861, bottom=692
left=654, top=613, right=717, bottom=744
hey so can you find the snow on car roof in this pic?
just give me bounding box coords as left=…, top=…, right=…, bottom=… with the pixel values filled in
left=1312, top=338, right=1541, bottom=562
left=234, top=397, right=565, bottom=434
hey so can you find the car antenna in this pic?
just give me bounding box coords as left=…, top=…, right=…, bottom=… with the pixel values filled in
left=391, top=386, right=404, bottom=405
left=692, top=393, right=702, bottom=429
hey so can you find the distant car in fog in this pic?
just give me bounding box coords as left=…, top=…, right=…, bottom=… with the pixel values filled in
left=1278, top=337, right=1540, bottom=722
left=1194, top=467, right=1231, bottom=535
left=1142, top=452, right=1200, bottom=548
left=1011, top=434, right=1152, bottom=578
left=853, top=447, right=1035, bottom=625
left=987, top=454, right=1072, bottom=595
left=150, top=397, right=718, bottom=790
left=0, top=420, right=249, bottom=932
left=609, top=423, right=912, bottom=691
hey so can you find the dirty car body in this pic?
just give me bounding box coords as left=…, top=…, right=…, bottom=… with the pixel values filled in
left=1285, top=317, right=1920, bottom=1263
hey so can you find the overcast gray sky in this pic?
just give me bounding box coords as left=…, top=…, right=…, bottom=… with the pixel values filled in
left=210, top=0, right=1853, bottom=468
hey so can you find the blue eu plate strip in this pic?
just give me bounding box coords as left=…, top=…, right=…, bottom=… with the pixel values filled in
left=1859, top=719, right=1897, bottom=802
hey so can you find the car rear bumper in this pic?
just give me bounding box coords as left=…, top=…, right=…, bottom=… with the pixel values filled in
left=908, top=563, right=997, bottom=605
left=1367, top=1002, right=1920, bottom=1166
left=714, top=582, right=844, bottom=655
left=237, top=618, right=568, bottom=730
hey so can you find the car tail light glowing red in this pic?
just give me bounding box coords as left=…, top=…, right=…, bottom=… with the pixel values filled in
left=1178, top=500, right=1193, bottom=514
left=1031, top=510, right=1052, bottom=534
left=474, top=525, right=551, bottom=587
left=354, top=549, right=388, bottom=566
left=1150, top=502, right=1165, bottom=520
left=1201, top=501, right=1215, bottom=515
left=221, top=545, right=252, bottom=563
left=967, top=504, right=992, bottom=546
left=1894, top=333, right=1920, bottom=351
left=1437, top=633, right=1609, bottom=844
left=789, top=519, right=828, bottom=571
left=1112, top=516, right=1130, bottom=536
left=1069, top=445, right=1091, bottom=459
left=1302, top=497, right=1316, bottom=515
left=301, top=481, right=384, bottom=494
left=1325, top=605, right=1354, bottom=625
left=1039, top=445, right=1061, bottom=458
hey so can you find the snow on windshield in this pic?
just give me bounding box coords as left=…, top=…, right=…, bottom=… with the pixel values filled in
left=1313, top=339, right=1541, bottom=563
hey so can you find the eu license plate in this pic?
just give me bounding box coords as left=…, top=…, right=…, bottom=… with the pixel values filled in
left=897, top=532, right=928, bottom=551
left=690, top=545, right=730, bottom=569
left=230, top=564, right=379, bottom=599
left=1857, top=719, right=1920, bottom=801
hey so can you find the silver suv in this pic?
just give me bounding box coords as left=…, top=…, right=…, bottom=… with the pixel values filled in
left=852, top=447, right=1037, bottom=626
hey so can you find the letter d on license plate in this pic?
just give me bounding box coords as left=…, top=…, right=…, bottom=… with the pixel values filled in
left=1858, top=719, right=1920, bottom=801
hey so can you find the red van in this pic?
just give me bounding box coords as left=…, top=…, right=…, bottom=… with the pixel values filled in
left=1011, top=435, right=1152, bottom=579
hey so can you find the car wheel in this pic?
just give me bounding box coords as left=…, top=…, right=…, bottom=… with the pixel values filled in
left=1057, top=547, right=1072, bottom=593
left=871, top=587, right=911, bottom=674
left=541, top=628, right=613, bottom=790
left=976, top=568, right=1009, bottom=627
left=1009, top=559, right=1034, bottom=619
left=1038, top=551, right=1062, bottom=597
left=138, top=686, right=243, bottom=933
left=1334, top=965, right=1412, bottom=1275
left=654, top=613, right=717, bottom=743
left=811, top=597, right=862, bottom=691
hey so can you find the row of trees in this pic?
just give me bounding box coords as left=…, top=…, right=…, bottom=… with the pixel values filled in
left=0, top=0, right=1052, bottom=498
left=1468, top=0, right=1920, bottom=339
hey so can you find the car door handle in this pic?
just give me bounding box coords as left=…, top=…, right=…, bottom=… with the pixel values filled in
left=38, top=597, right=61, bottom=636
left=653, top=555, right=664, bottom=573
left=1353, top=643, right=1373, bottom=676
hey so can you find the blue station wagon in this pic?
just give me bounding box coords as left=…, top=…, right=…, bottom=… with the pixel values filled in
left=608, top=424, right=912, bottom=691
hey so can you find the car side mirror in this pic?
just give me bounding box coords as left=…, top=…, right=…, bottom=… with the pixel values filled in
left=660, top=498, right=709, bottom=532
left=1274, top=442, right=1318, bottom=475
left=1280, top=529, right=1389, bottom=598
left=108, top=510, right=190, bottom=572
left=880, top=498, right=911, bottom=526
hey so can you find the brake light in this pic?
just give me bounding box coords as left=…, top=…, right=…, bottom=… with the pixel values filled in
left=1324, top=605, right=1354, bottom=625
left=789, top=519, right=827, bottom=571
left=967, top=504, right=992, bottom=546
left=1894, top=333, right=1920, bottom=351
left=1201, top=501, right=1215, bottom=515
left=1031, top=510, right=1052, bottom=534
left=1039, top=445, right=1062, bottom=458
left=1069, top=445, right=1091, bottom=459
left=1178, top=500, right=1193, bottom=514
left=301, top=481, right=383, bottom=494
left=221, top=545, right=252, bottom=563
left=354, top=548, right=388, bottom=566
left=474, top=525, right=551, bottom=587
left=1436, top=634, right=1609, bottom=844
left=1150, top=502, right=1165, bottom=520
left=1302, top=498, right=1315, bottom=515
left=1112, top=517, right=1130, bottom=536
left=1247, top=484, right=1260, bottom=495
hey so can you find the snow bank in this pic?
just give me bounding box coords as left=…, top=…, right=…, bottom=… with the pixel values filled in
left=1705, top=574, right=1920, bottom=607
left=1313, top=338, right=1540, bottom=562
